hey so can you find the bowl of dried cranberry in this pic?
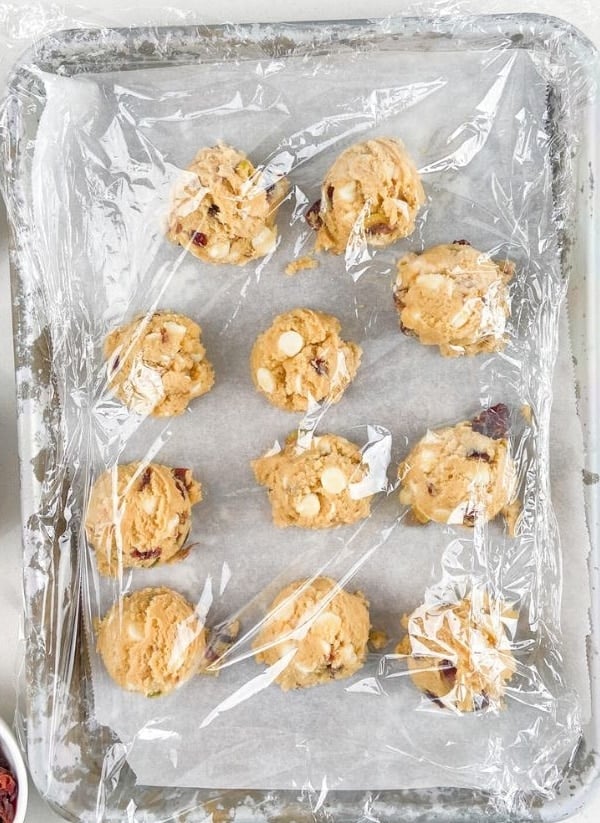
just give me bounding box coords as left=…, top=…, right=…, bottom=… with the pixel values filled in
left=0, top=716, right=27, bottom=823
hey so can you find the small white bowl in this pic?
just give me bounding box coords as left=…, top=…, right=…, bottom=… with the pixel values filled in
left=0, top=715, right=28, bottom=823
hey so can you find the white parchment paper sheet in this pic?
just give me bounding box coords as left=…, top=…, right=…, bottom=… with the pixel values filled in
left=29, top=42, right=591, bottom=793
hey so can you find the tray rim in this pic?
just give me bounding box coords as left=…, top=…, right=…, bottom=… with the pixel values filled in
left=3, top=11, right=600, bottom=823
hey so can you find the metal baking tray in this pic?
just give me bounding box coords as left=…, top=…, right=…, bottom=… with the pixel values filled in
left=3, top=14, right=599, bottom=822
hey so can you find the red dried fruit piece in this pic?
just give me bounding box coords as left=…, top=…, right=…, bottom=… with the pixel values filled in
left=131, top=547, right=162, bottom=561
left=0, top=765, right=17, bottom=823
left=305, top=199, right=323, bottom=230
left=310, top=358, right=328, bottom=376
left=139, top=468, right=152, bottom=490
left=366, top=223, right=393, bottom=235
left=326, top=184, right=334, bottom=201
left=399, top=321, right=417, bottom=338
left=453, top=239, right=471, bottom=245
left=172, top=467, right=192, bottom=499
left=471, top=403, right=510, bottom=439
left=207, top=203, right=220, bottom=216
left=439, top=659, right=457, bottom=684
left=191, top=231, right=208, bottom=247
left=466, top=450, right=491, bottom=462
left=426, top=482, right=436, bottom=496
left=393, top=288, right=407, bottom=309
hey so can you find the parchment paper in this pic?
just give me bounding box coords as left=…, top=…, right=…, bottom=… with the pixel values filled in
left=29, top=43, right=591, bottom=794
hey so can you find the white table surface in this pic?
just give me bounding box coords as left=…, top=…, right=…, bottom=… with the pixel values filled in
left=0, top=1, right=598, bottom=820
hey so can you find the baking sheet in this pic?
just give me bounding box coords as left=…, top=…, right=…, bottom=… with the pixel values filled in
left=27, top=43, right=590, bottom=793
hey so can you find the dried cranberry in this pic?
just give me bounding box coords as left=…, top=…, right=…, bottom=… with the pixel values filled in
left=204, top=645, right=219, bottom=664
left=172, top=468, right=190, bottom=498
left=463, top=509, right=477, bottom=527
left=466, top=450, right=491, bottom=462
left=453, top=239, right=471, bottom=246
left=366, top=222, right=392, bottom=235
left=207, top=203, right=220, bottom=216
left=426, top=482, right=436, bottom=496
left=399, top=321, right=417, bottom=338
left=111, top=354, right=120, bottom=370
left=393, top=288, right=407, bottom=309
left=139, top=468, right=152, bottom=490
left=310, top=358, right=328, bottom=376
left=471, top=403, right=510, bottom=439
left=439, top=659, right=457, bottom=684
left=305, top=199, right=323, bottom=230
left=191, top=231, right=208, bottom=247
left=326, top=184, right=334, bottom=201
left=131, top=547, right=161, bottom=561
left=424, top=690, right=445, bottom=709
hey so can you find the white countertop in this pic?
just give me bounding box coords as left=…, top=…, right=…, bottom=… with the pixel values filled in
left=0, top=1, right=598, bottom=820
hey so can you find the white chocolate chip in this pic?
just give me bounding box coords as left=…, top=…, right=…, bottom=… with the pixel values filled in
left=450, top=298, right=479, bottom=329
left=321, top=466, right=348, bottom=495
left=191, top=352, right=205, bottom=362
left=336, top=181, right=356, bottom=202
left=394, top=198, right=410, bottom=220
left=295, top=493, right=321, bottom=518
left=314, top=611, right=342, bottom=635
left=256, top=367, right=275, bottom=394
left=167, top=515, right=180, bottom=532
left=416, top=273, right=449, bottom=291
left=207, top=240, right=231, bottom=259
left=127, top=621, right=145, bottom=642
left=141, top=496, right=158, bottom=515
left=252, top=227, right=277, bottom=255
left=163, top=321, right=187, bottom=345
left=278, top=330, right=304, bottom=357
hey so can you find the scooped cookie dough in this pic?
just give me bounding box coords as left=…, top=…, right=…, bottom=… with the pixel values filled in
left=97, top=587, right=207, bottom=696
left=394, top=241, right=515, bottom=357
left=252, top=432, right=372, bottom=528
left=104, top=311, right=214, bottom=417
left=396, top=592, right=517, bottom=712
left=250, top=308, right=362, bottom=411
left=398, top=405, right=519, bottom=533
left=306, top=137, right=425, bottom=255
left=85, top=462, right=202, bottom=576
left=253, top=577, right=370, bottom=690
left=167, top=143, right=288, bottom=266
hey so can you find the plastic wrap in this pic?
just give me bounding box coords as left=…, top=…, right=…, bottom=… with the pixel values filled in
left=0, top=3, right=599, bottom=822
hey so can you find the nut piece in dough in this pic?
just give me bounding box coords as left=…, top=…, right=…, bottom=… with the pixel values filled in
left=252, top=432, right=372, bottom=528
left=97, top=587, right=207, bottom=696
left=253, top=577, right=370, bottom=690
left=394, top=241, right=515, bottom=357
left=398, top=405, right=519, bottom=533
left=396, top=592, right=517, bottom=712
left=85, top=462, right=202, bottom=576
left=251, top=308, right=362, bottom=411
left=104, top=311, right=215, bottom=417
left=166, top=144, right=288, bottom=266
left=306, top=137, right=425, bottom=255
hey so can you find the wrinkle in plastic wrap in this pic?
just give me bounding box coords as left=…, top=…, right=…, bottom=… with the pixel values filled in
left=0, top=8, right=597, bottom=820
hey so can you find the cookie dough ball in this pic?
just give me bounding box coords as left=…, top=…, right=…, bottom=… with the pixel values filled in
left=306, top=137, right=425, bottom=255
left=394, top=241, right=515, bottom=357
left=253, top=432, right=372, bottom=528
left=166, top=144, right=288, bottom=266
left=398, top=405, right=518, bottom=533
left=97, top=587, right=207, bottom=696
left=254, top=577, right=370, bottom=690
left=85, top=462, right=202, bottom=576
left=104, top=312, right=214, bottom=417
left=396, top=593, right=517, bottom=712
left=251, top=308, right=362, bottom=411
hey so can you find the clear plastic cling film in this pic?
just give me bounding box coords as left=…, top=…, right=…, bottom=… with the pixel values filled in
left=0, top=2, right=599, bottom=821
